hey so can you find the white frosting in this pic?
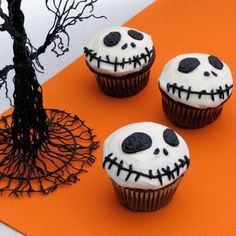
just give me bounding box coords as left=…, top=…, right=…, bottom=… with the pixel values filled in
left=84, top=26, right=154, bottom=76
left=103, top=122, right=190, bottom=190
left=159, top=53, right=233, bottom=108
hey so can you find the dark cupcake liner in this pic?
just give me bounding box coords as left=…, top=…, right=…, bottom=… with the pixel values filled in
left=86, top=50, right=155, bottom=98
left=160, top=89, right=224, bottom=128
left=111, top=176, right=183, bottom=212
left=95, top=69, right=151, bottom=97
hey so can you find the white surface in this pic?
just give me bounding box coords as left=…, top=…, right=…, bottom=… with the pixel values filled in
left=0, top=0, right=155, bottom=114
left=0, top=222, right=23, bottom=236
left=159, top=53, right=233, bottom=108
left=103, top=122, right=189, bottom=190
left=85, top=26, right=154, bottom=75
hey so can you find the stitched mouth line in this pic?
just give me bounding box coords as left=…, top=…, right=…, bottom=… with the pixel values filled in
left=103, top=153, right=190, bottom=186
left=84, top=47, right=154, bottom=72
left=165, top=83, right=233, bottom=101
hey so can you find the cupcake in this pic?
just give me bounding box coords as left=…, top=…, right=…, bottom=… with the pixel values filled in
left=84, top=26, right=155, bottom=97
left=159, top=53, right=233, bottom=128
left=103, top=122, right=190, bottom=212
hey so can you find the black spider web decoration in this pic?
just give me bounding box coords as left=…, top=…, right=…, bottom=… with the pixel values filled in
left=0, top=109, right=98, bottom=196
left=0, top=0, right=106, bottom=196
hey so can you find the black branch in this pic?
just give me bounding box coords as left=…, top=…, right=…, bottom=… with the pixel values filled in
left=0, top=64, right=14, bottom=105
left=31, top=0, right=106, bottom=58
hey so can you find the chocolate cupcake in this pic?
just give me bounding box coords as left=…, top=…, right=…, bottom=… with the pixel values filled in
left=103, top=122, right=190, bottom=212
left=159, top=53, right=233, bottom=128
left=84, top=26, right=155, bottom=97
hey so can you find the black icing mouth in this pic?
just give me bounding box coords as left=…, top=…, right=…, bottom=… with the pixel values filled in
left=84, top=46, right=154, bottom=72
left=166, top=83, right=233, bottom=101
left=103, top=153, right=190, bottom=186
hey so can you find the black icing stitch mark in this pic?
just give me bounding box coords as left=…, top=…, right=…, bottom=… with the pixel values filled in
left=125, top=164, right=133, bottom=181
left=184, top=155, right=190, bottom=168
left=198, top=90, right=206, bottom=99
left=178, top=86, right=184, bottom=98
left=172, top=83, right=177, bottom=94
left=89, top=52, right=97, bottom=62
left=141, top=53, right=147, bottom=63
left=217, top=86, right=224, bottom=99
left=178, top=158, right=185, bottom=168
left=167, top=83, right=171, bottom=93
left=103, top=154, right=190, bottom=185
left=128, top=29, right=144, bottom=40
left=208, top=55, right=224, bottom=70
left=186, top=87, right=192, bottom=100
left=106, top=55, right=110, bottom=62
left=121, top=58, right=125, bottom=69
left=84, top=46, right=154, bottom=72
left=149, top=170, right=153, bottom=179
left=133, top=55, right=142, bottom=68
left=145, top=47, right=151, bottom=58
left=211, top=89, right=215, bottom=101
left=225, top=84, right=230, bottom=96
left=156, top=169, right=163, bottom=186
left=122, top=132, right=152, bottom=154
left=84, top=47, right=93, bottom=57
left=162, top=166, right=175, bottom=181
left=163, top=128, right=179, bottom=147
left=117, top=160, right=123, bottom=176
left=135, top=173, right=141, bottom=181
left=97, top=56, right=101, bottom=68
left=103, top=153, right=113, bottom=168
left=108, top=157, right=117, bottom=169
left=103, top=31, right=121, bottom=47
left=178, top=57, right=200, bottom=73
left=114, top=57, right=118, bottom=72
left=174, top=163, right=180, bottom=176
left=166, top=83, right=233, bottom=101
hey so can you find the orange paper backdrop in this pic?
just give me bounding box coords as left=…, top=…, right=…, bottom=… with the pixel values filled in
left=1, top=0, right=236, bottom=235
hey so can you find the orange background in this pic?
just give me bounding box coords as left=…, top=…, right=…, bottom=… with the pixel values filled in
left=1, top=0, right=236, bottom=235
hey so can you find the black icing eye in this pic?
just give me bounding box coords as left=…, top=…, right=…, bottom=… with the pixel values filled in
left=163, top=129, right=179, bottom=147
left=208, top=55, right=224, bottom=70
left=122, top=132, right=152, bottom=154
left=103, top=32, right=121, bottom=47
left=178, top=57, right=201, bottom=73
left=128, top=29, right=144, bottom=40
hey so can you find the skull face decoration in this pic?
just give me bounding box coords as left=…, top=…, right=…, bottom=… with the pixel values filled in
left=84, top=26, right=154, bottom=75
left=159, top=53, right=233, bottom=108
left=103, top=122, right=190, bottom=190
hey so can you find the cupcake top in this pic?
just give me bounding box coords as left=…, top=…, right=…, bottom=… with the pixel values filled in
left=103, top=122, right=190, bottom=190
left=84, top=26, right=154, bottom=76
left=159, top=53, right=233, bottom=108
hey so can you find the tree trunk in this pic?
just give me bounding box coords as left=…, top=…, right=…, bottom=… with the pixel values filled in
left=9, top=0, right=48, bottom=158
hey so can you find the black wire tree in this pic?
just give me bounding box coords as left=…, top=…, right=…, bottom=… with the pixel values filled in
left=0, top=0, right=104, bottom=196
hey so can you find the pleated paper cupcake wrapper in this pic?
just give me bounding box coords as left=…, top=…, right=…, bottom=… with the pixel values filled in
left=95, top=69, right=150, bottom=97
left=111, top=176, right=183, bottom=212
left=160, top=90, right=223, bottom=128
